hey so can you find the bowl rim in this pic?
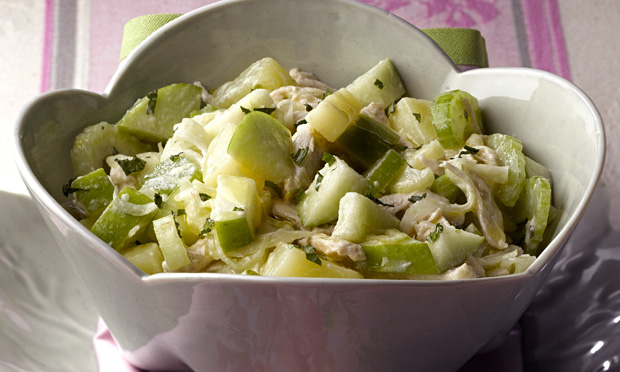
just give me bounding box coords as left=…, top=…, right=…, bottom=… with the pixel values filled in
left=12, top=0, right=606, bottom=287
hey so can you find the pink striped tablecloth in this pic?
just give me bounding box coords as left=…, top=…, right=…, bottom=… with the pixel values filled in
left=2, top=1, right=619, bottom=372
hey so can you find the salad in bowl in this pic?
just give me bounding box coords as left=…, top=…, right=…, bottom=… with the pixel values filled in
left=65, top=57, right=553, bottom=281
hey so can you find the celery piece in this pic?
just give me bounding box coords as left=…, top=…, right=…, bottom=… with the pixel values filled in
left=70, top=168, right=114, bottom=215
left=347, top=59, right=406, bottom=109
left=426, top=224, right=484, bottom=272
left=121, top=242, right=164, bottom=275
left=335, top=113, right=402, bottom=169
left=227, top=111, right=295, bottom=183
left=305, top=88, right=361, bottom=142
left=142, top=155, right=202, bottom=195
left=332, top=192, right=400, bottom=243
left=261, top=243, right=363, bottom=278
left=509, top=176, right=552, bottom=255
left=363, top=149, right=407, bottom=194
left=118, top=83, right=203, bottom=142
left=297, top=156, right=370, bottom=227
left=153, top=214, right=191, bottom=271
left=388, top=97, right=437, bottom=147
left=212, top=175, right=260, bottom=252
left=430, top=90, right=483, bottom=149
left=485, top=133, right=526, bottom=207
left=90, top=187, right=158, bottom=251
left=358, top=229, right=438, bottom=275
left=71, top=121, right=154, bottom=177
left=211, top=57, right=297, bottom=109
left=431, top=174, right=462, bottom=203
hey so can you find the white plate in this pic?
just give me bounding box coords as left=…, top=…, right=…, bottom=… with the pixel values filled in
left=2, top=181, right=619, bottom=372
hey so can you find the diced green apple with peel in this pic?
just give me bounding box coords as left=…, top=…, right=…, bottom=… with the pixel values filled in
left=118, top=83, right=203, bottom=143
left=261, top=243, right=363, bottom=278
left=90, top=186, right=158, bottom=251
left=69, top=168, right=114, bottom=215
left=213, top=175, right=260, bottom=252
left=357, top=229, right=439, bottom=275
left=227, top=111, right=295, bottom=184
left=332, top=192, right=400, bottom=243
left=297, top=155, right=370, bottom=227
left=67, top=56, right=555, bottom=279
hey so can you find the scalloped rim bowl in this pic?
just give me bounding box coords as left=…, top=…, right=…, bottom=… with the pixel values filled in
left=13, top=0, right=605, bottom=371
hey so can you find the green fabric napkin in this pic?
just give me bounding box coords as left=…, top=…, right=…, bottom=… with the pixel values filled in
left=120, top=13, right=488, bottom=69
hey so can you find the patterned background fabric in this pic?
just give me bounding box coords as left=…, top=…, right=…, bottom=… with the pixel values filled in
left=1, top=1, right=619, bottom=371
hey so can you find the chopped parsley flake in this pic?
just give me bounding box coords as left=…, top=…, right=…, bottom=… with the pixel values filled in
left=177, top=209, right=186, bottom=216
left=115, top=156, right=146, bottom=175
left=458, top=145, right=480, bottom=158
left=295, top=119, right=307, bottom=127
left=233, top=206, right=245, bottom=212
left=314, top=172, right=324, bottom=191
left=62, top=178, right=85, bottom=197
left=366, top=192, right=394, bottom=207
left=291, top=147, right=309, bottom=165
left=199, top=193, right=212, bottom=202
left=170, top=152, right=183, bottom=161
left=146, top=90, right=158, bottom=115
left=298, top=244, right=322, bottom=266
left=427, top=223, right=444, bottom=242
left=408, top=193, right=427, bottom=204
left=200, top=218, right=215, bottom=236
left=253, top=107, right=276, bottom=115
left=322, top=89, right=332, bottom=100
left=374, top=79, right=384, bottom=89
left=240, top=106, right=251, bottom=114
left=304, top=102, right=313, bottom=112
left=413, top=113, right=422, bottom=122
left=154, top=193, right=163, bottom=208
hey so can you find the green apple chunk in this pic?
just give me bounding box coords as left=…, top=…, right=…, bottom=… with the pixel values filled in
left=142, top=155, right=202, bottom=195
left=426, top=223, right=484, bottom=272
left=332, top=192, right=400, bottom=243
left=335, top=113, right=403, bottom=170
left=90, top=186, right=158, bottom=251
left=153, top=214, right=191, bottom=271
left=71, top=121, right=154, bottom=177
left=211, top=57, right=297, bottom=109
left=297, top=156, right=370, bottom=227
left=261, top=243, right=363, bottom=278
left=357, top=229, right=438, bottom=275
left=118, top=83, right=203, bottom=142
left=212, top=175, right=260, bottom=252
left=346, top=58, right=406, bottom=109
left=227, top=111, right=295, bottom=183
left=69, top=168, right=114, bottom=215
left=120, top=242, right=164, bottom=275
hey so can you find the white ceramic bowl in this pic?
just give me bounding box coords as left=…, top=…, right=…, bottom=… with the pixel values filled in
left=13, top=0, right=605, bottom=371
